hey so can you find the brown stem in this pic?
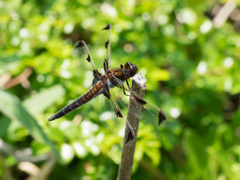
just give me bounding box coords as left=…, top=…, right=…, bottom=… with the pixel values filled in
left=117, top=73, right=146, bottom=180
left=3, top=67, right=32, bottom=89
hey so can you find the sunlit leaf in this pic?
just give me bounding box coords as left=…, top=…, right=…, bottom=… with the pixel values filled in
left=0, top=117, right=11, bottom=137
left=23, top=85, right=65, bottom=115
left=183, top=129, right=209, bottom=178
left=0, top=89, right=61, bottom=159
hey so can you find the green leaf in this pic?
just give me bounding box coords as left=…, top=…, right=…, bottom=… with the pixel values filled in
left=183, top=129, right=209, bottom=179
left=0, top=54, right=21, bottom=75
left=209, top=148, right=238, bottom=180
left=0, top=89, right=61, bottom=160
left=161, top=132, right=177, bottom=150
left=149, top=69, right=170, bottom=81
left=0, top=117, right=11, bottom=137
left=23, top=85, right=65, bottom=115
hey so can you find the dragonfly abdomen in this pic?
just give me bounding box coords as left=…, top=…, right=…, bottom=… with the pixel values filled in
left=48, top=82, right=103, bottom=121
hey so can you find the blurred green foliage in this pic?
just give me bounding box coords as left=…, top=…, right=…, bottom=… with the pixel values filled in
left=1, top=0, right=240, bottom=179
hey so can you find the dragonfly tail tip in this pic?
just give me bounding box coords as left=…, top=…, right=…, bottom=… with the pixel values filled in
left=48, top=116, right=55, bottom=121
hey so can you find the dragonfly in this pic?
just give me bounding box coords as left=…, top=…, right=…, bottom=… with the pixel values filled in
left=48, top=24, right=166, bottom=139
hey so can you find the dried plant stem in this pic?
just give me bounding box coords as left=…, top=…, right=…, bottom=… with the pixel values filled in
left=117, top=73, right=146, bottom=180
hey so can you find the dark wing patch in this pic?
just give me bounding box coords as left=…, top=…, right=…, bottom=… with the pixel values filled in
left=126, top=130, right=134, bottom=143
left=93, top=70, right=101, bottom=78
left=75, top=40, right=84, bottom=48
left=92, top=70, right=101, bottom=85
left=102, top=24, right=111, bottom=30
left=86, top=55, right=91, bottom=62
left=103, top=59, right=109, bottom=72
left=158, top=111, right=167, bottom=126
left=103, top=83, right=111, bottom=99
left=105, top=40, right=109, bottom=49
left=116, top=110, right=123, bottom=118
left=134, top=97, right=147, bottom=105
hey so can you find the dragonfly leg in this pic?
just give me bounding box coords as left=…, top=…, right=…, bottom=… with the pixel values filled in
left=125, top=78, right=141, bottom=91
left=120, top=84, right=130, bottom=96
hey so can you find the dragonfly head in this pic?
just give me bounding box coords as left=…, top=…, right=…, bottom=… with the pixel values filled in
left=124, top=62, right=138, bottom=77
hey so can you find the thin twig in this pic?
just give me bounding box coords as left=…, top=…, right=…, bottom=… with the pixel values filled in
left=213, top=0, right=237, bottom=28
left=117, top=73, right=146, bottom=180
left=3, top=67, right=33, bottom=89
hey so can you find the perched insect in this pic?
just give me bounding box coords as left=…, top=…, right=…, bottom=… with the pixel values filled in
left=49, top=24, right=166, bottom=138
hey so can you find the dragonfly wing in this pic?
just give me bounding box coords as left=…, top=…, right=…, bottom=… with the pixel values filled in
left=90, top=88, right=125, bottom=134
left=132, top=96, right=167, bottom=127
left=94, top=24, right=112, bottom=73
left=127, top=88, right=166, bottom=126
left=106, top=83, right=135, bottom=138
left=90, top=80, right=134, bottom=138
left=90, top=91, right=117, bottom=129
left=73, top=40, right=102, bottom=87
left=110, top=76, right=167, bottom=127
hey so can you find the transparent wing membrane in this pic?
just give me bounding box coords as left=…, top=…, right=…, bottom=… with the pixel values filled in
left=127, top=88, right=167, bottom=127
left=129, top=95, right=167, bottom=128
left=107, top=87, right=134, bottom=137
left=90, top=87, right=126, bottom=134
left=73, top=40, right=102, bottom=88
left=94, top=24, right=112, bottom=72
left=110, top=76, right=167, bottom=127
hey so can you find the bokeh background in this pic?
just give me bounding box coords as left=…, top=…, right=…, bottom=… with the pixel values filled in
left=1, top=0, right=240, bottom=179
